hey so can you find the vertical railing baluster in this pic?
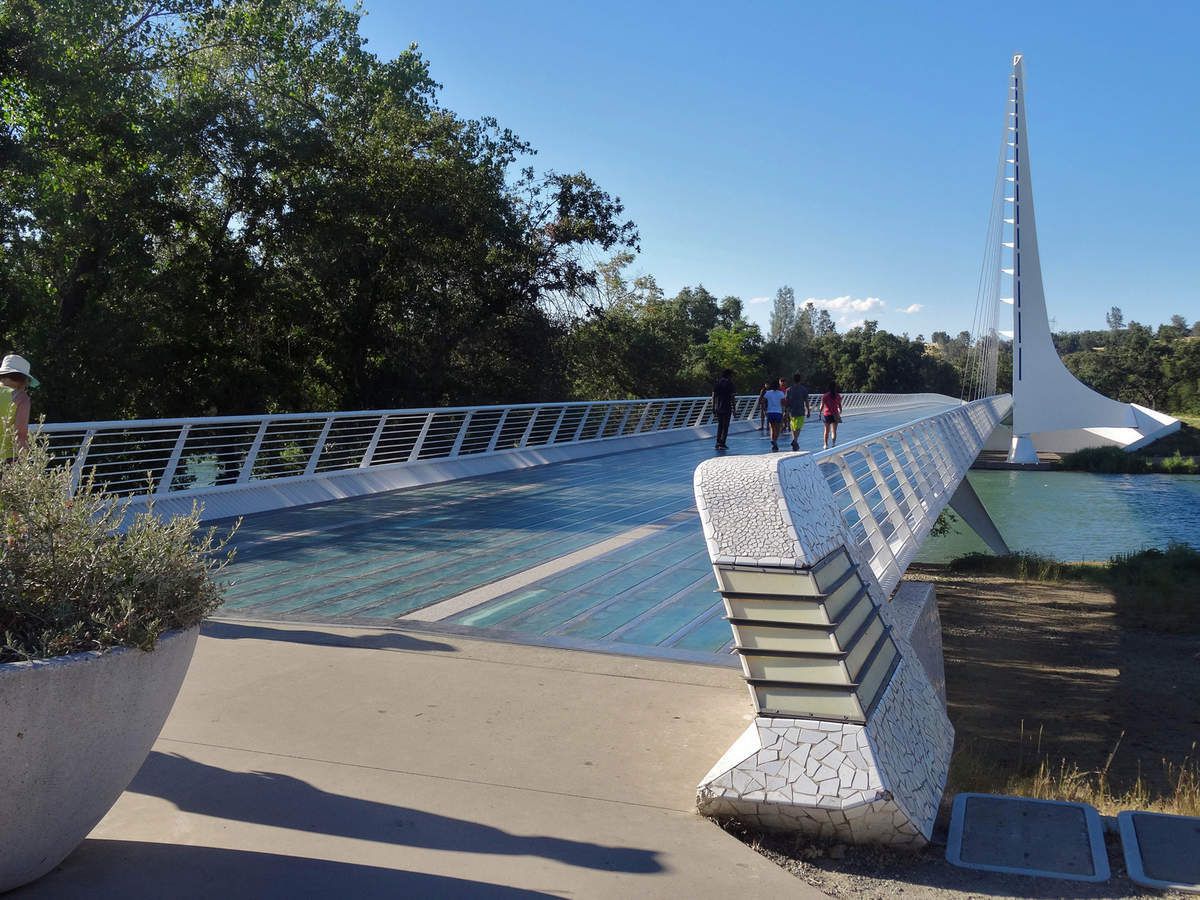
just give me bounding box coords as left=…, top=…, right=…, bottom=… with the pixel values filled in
left=69, top=428, right=97, bottom=495
left=485, top=409, right=510, bottom=454
left=157, top=425, right=192, bottom=495
left=837, top=454, right=899, bottom=589
left=573, top=407, right=591, bottom=442
left=304, top=416, right=335, bottom=476
left=633, top=402, right=652, bottom=435
left=518, top=408, right=539, bottom=449
left=546, top=407, right=568, bottom=444
left=449, top=411, right=474, bottom=458
left=360, top=415, right=389, bottom=468
left=862, top=444, right=916, bottom=557
left=409, top=412, right=436, bottom=461
left=886, top=434, right=935, bottom=529
left=594, top=406, right=613, bottom=439
left=649, top=401, right=667, bottom=431
left=614, top=404, right=633, bottom=436
left=239, top=420, right=270, bottom=483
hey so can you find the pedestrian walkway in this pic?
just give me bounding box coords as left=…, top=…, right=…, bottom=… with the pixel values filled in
left=19, top=622, right=821, bottom=898
left=217, top=399, right=956, bottom=664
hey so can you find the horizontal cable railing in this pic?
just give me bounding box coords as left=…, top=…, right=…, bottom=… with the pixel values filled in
left=813, top=394, right=1012, bottom=595
left=37, top=395, right=743, bottom=501
left=36, top=392, right=963, bottom=504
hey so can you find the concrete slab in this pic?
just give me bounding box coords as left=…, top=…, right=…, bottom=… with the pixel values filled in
left=1119, top=810, right=1200, bottom=893
left=13, top=621, right=816, bottom=898
left=945, top=793, right=1110, bottom=882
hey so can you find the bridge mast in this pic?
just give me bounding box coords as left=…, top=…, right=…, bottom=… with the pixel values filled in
left=1002, top=54, right=1178, bottom=463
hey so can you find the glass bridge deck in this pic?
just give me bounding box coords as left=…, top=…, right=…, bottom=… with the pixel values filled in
left=218, top=400, right=956, bottom=664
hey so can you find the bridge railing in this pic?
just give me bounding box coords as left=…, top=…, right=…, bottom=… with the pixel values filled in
left=812, top=394, right=1012, bottom=595
left=36, top=395, right=738, bottom=500
left=35, top=391, right=955, bottom=504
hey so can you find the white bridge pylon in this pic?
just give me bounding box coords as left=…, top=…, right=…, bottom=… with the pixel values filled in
left=1000, top=54, right=1179, bottom=463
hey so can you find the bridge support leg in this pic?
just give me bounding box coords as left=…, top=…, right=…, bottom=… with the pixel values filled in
left=697, top=583, right=953, bottom=847
left=1008, top=433, right=1039, bottom=465
left=948, top=479, right=1010, bottom=556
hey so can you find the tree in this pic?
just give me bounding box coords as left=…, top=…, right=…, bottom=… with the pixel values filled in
left=814, top=309, right=836, bottom=337
left=702, top=323, right=764, bottom=391
left=796, top=302, right=816, bottom=342
left=716, top=296, right=744, bottom=329
left=768, top=286, right=796, bottom=342
left=1106, top=306, right=1125, bottom=332
left=0, top=0, right=638, bottom=418
left=1159, top=314, right=1190, bottom=340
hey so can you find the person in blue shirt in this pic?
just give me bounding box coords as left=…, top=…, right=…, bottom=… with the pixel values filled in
left=763, top=378, right=786, bottom=452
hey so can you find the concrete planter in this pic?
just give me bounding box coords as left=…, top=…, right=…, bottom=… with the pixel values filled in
left=0, top=626, right=199, bottom=892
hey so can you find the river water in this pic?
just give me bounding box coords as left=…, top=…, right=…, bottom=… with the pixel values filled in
left=916, top=470, right=1200, bottom=563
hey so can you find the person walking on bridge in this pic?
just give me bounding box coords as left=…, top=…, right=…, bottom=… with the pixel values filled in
left=821, top=382, right=842, bottom=450
left=785, top=373, right=810, bottom=452
left=711, top=369, right=735, bottom=451
left=763, top=378, right=786, bottom=452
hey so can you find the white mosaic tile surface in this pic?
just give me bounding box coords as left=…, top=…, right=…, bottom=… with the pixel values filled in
left=693, top=453, right=852, bottom=568
left=886, top=581, right=947, bottom=707
left=696, top=581, right=953, bottom=846
left=864, top=659, right=954, bottom=839
left=693, top=443, right=955, bottom=848
left=697, top=714, right=929, bottom=847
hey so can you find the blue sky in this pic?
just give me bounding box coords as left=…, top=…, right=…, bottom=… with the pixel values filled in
left=358, top=1, right=1198, bottom=338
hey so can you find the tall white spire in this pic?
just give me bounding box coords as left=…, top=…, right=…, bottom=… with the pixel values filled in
left=1002, top=55, right=1177, bottom=462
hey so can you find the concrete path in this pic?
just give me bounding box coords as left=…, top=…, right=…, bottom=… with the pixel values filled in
left=17, top=620, right=822, bottom=898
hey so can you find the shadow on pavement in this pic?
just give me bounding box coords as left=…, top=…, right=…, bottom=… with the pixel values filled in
left=17, top=839, right=558, bottom=899
left=202, top=619, right=457, bottom=653
left=128, top=752, right=663, bottom=875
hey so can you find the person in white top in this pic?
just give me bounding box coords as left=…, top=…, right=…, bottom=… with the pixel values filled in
left=763, top=378, right=787, bottom=452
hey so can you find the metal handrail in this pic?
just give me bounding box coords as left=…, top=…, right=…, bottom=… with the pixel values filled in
left=35, top=392, right=957, bottom=503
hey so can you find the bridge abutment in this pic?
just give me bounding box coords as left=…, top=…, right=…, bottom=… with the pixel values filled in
left=697, top=582, right=952, bottom=846
left=693, top=398, right=1010, bottom=846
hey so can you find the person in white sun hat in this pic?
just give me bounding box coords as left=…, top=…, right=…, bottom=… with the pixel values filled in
left=0, top=354, right=37, bottom=460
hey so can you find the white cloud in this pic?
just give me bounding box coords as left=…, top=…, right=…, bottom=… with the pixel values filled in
left=803, top=295, right=886, bottom=314
left=747, top=296, right=771, bottom=305
left=899, top=303, right=924, bottom=314
left=799, top=296, right=886, bottom=330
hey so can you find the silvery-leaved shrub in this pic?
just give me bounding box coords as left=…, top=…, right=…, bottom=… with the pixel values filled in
left=0, top=439, right=234, bottom=663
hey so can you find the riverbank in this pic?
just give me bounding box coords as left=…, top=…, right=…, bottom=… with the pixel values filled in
left=917, top=469, right=1200, bottom=564
left=721, top=562, right=1199, bottom=897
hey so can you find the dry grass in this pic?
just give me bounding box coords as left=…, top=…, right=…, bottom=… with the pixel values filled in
left=949, top=724, right=1200, bottom=817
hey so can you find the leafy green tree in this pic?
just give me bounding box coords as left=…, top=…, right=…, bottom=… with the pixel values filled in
left=1, top=0, right=636, bottom=419
left=768, top=285, right=795, bottom=342
left=702, top=323, right=763, bottom=391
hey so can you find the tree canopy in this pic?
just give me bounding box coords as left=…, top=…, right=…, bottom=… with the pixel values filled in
left=1, top=0, right=637, bottom=418
left=3, top=2, right=1192, bottom=422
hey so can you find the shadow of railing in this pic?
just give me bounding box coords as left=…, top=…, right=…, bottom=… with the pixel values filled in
left=26, top=839, right=560, bottom=898
left=127, top=752, right=663, bottom=875
left=201, top=620, right=457, bottom=653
